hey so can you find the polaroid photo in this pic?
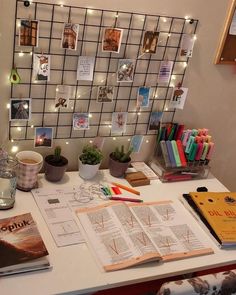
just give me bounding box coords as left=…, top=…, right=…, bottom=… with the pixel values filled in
left=77, top=56, right=95, bottom=81
left=97, top=86, right=114, bottom=103
left=34, top=127, right=53, bottom=148
left=19, top=19, right=39, bottom=47
left=157, top=60, right=173, bottom=84
left=61, top=23, right=79, bottom=50
left=117, top=59, right=135, bottom=82
left=55, top=85, right=74, bottom=109
left=169, top=87, right=188, bottom=110
left=102, top=28, right=123, bottom=53
left=33, top=54, right=51, bottom=82
left=93, top=137, right=105, bottom=150
left=149, top=111, right=163, bottom=130
left=130, top=135, right=144, bottom=153
left=73, top=113, right=89, bottom=130
left=137, top=87, right=150, bottom=108
left=111, top=112, right=128, bottom=133
left=10, top=98, right=31, bottom=121
left=180, top=34, right=196, bottom=57
left=142, top=31, right=159, bottom=54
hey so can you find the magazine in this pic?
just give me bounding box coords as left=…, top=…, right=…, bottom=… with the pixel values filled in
left=76, top=200, right=213, bottom=271
left=0, top=213, right=50, bottom=276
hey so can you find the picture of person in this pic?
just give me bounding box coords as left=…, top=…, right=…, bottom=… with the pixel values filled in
left=142, top=31, right=159, bottom=54
left=33, top=54, right=51, bottom=81
left=10, top=99, right=31, bottom=121
left=19, top=19, right=39, bottom=47
left=117, top=59, right=135, bottom=82
left=149, top=111, right=163, bottom=130
left=97, top=86, right=114, bottom=103
left=34, top=127, right=53, bottom=148
left=61, top=23, right=79, bottom=50
left=102, top=28, right=123, bottom=53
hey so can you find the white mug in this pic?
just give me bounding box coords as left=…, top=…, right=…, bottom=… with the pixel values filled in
left=16, top=151, right=43, bottom=191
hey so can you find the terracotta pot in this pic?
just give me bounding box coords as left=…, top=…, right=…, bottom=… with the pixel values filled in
left=44, top=155, right=68, bottom=182
left=78, top=159, right=101, bottom=180
left=109, top=153, right=131, bottom=178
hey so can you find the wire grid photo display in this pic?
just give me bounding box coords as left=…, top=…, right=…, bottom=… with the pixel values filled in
left=10, top=0, right=198, bottom=141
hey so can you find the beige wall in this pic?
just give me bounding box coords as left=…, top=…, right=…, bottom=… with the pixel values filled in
left=0, top=0, right=235, bottom=190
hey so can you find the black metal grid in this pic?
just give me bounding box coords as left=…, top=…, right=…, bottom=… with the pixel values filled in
left=10, top=0, right=198, bottom=141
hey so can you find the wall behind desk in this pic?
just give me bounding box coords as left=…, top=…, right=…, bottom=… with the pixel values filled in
left=0, top=0, right=235, bottom=190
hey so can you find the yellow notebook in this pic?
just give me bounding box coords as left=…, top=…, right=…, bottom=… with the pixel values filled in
left=189, top=192, right=236, bottom=246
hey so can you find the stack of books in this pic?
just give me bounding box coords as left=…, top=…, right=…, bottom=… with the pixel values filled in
left=181, top=191, right=236, bottom=248
left=0, top=212, right=51, bottom=276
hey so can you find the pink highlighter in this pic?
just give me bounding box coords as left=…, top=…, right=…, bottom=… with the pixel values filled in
left=195, top=142, right=204, bottom=161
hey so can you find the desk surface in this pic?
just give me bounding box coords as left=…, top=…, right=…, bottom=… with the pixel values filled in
left=1, top=171, right=236, bottom=295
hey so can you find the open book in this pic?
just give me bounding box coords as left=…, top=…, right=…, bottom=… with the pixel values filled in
left=76, top=200, right=213, bottom=271
left=0, top=213, right=51, bottom=276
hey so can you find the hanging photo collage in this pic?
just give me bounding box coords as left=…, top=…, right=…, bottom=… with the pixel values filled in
left=10, top=3, right=198, bottom=145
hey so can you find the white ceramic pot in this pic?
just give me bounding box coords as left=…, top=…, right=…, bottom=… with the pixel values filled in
left=78, top=159, right=100, bottom=180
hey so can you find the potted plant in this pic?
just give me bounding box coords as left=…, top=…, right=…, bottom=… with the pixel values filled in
left=44, top=146, right=68, bottom=182
left=109, top=145, right=133, bottom=177
left=78, top=144, right=103, bottom=180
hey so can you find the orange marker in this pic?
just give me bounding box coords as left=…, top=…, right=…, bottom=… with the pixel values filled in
left=111, top=182, right=140, bottom=195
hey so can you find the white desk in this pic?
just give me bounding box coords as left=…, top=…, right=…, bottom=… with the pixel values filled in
left=1, top=171, right=236, bottom=295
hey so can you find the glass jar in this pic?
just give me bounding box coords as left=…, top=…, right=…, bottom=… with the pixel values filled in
left=0, top=157, right=18, bottom=209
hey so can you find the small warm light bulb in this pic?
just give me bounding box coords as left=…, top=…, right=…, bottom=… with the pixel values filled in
left=163, top=18, right=167, bottom=23
left=137, top=112, right=141, bottom=116
left=113, top=137, right=116, bottom=140
left=66, top=141, right=69, bottom=145
left=171, top=75, right=176, bottom=80
left=89, top=140, right=93, bottom=144
left=89, top=113, right=92, bottom=118
left=193, top=35, right=197, bottom=40
left=23, top=104, right=28, bottom=109
left=56, top=88, right=59, bottom=92
left=108, top=125, right=112, bottom=128
left=7, top=103, right=10, bottom=109
left=30, top=51, right=33, bottom=55
left=78, top=95, right=81, bottom=98
left=11, top=139, right=14, bottom=143
left=17, top=22, right=21, bottom=28
left=185, top=16, right=189, bottom=20
left=115, top=14, right=119, bottom=18
left=60, top=4, right=64, bottom=8
left=146, top=140, right=149, bottom=143
left=183, top=62, right=188, bottom=68
left=17, top=127, right=22, bottom=131
left=19, top=51, right=24, bottom=57
left=127, top=138, right=131, bottom=142
left=31, top=125, right=34, bottom=128
left=155, top=94, right=158, bottom=98
left=88, top=9, right=93, bottom=14
left=11, top=146, right=18, bottom=153
left=165, top=107, right=169, bottom=111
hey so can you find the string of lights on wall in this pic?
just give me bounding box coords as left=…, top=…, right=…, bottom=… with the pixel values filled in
left=8, top=0, right=198, bottom=152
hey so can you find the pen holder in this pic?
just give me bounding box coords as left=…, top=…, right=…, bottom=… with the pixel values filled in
left=149, top=144, right=210, bottom=182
